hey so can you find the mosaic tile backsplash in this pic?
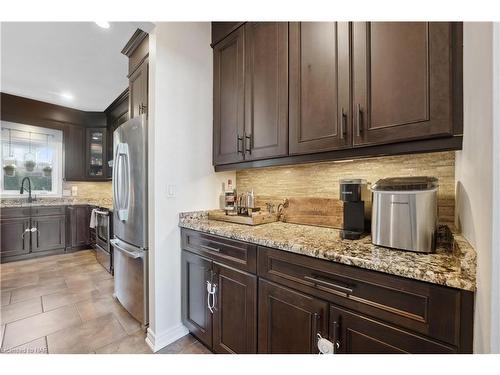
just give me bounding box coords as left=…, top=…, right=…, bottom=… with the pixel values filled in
left=236, top=151, right=456, bottom=224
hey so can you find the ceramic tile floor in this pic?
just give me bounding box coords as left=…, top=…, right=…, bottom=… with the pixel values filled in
left=0, top=250, right=210, bottom=354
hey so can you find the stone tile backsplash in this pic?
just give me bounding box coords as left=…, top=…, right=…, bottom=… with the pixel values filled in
left=236, top=151, right=456, bottom=224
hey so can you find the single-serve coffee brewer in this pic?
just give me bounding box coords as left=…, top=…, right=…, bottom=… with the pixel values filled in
left=339, top=179, right=370, bottom=240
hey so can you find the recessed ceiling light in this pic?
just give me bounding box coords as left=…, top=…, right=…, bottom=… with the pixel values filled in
left=60, top=92, right=74, bottom=101
left=95, top=21, right=110, bottom=29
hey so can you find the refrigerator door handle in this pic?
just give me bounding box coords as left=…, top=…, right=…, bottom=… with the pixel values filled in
left=114, top=143, right=131, bottom=222
left=111, top=239, right=144, bottom=259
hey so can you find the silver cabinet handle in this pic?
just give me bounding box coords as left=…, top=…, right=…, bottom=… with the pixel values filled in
left=206, top=281, right=217, bottom=314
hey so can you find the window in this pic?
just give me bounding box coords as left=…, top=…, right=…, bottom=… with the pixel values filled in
left=1, top=121, right=63, bottom=197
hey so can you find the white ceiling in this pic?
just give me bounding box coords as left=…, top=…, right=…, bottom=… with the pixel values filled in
left=1, top=22, right=142, bottom=111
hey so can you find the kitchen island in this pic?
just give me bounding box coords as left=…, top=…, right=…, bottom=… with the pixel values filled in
left=179, top=210, right=476, bottom=354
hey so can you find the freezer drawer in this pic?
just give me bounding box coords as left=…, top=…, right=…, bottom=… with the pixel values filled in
left=111, top=238, right=148, bottom=327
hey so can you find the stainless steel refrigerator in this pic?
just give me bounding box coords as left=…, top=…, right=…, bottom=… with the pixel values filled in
left=110, top=114, right=148, bottom=328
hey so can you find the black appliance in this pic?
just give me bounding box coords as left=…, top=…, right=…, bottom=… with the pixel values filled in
left=95, top=208, right=113, bottom=274
left=339, top=179, right=369, bottom=240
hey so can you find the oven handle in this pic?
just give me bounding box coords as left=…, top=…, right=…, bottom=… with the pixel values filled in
left=110, top=239, right=144, bottom=259
left=95, top=210, right=109, bottom=216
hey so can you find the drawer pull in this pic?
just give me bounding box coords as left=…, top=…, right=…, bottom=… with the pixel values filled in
left=199, top=244, right=220, bottom=253
left=304, top=275, right=353, bottom=296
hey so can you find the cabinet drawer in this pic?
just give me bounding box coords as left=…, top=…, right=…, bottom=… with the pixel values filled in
left=257, top=246, right=465, bottom=347
left=31, top=206, right=66, bottom=217
left=181, top=229, right=256, bottom=272
left=0, top=207, right=31, bottom=219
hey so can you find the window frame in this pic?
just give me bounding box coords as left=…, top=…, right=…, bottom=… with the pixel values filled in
left=1, top=121, right=63, bottom=198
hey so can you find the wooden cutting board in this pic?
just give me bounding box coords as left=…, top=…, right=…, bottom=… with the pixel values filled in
left=208, top=210, right=278, bottom=226
left=280, top=197, right=344, bottom=229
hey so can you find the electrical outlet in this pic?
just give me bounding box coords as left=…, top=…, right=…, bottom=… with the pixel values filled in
left=71, top=186, right=78, bottom=197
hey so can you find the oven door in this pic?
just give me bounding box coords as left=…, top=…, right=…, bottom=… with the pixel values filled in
left=95, top=211, right=110, bottom=250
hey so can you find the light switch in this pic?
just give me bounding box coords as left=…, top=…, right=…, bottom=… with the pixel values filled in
left=71, top=186, right=78, bottom=196
left=167, top=184, right=176, bottom=197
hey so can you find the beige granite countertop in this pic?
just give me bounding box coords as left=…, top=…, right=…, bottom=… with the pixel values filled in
left=179, top=211, right=476, bottom=292
left=0, top=198, right=113, bottom=210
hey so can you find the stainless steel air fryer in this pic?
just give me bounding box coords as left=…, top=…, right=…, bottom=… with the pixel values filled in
left=371, top=176, right=438, bottom=253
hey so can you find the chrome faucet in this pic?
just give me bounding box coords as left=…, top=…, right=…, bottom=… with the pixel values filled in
left=20, top=177, right=35, bottom=203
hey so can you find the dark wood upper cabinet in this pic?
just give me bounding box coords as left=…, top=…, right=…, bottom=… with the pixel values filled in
left=0, top=217, right=30, bottom=260
left=213, top=26, right=245, bottom=165
left=243, top=22, right=288, bottom=160
left=212, top=22, right=245, bottom=46
left=129, top=59, right=148, bottom=119
left=258, top=279, right=328, bottom=354
left=352, top=22, right=455, bottom=146
left=122, top=29, right=149, bottom=120
left=212, top=262, right=257, bottom=353
left=64, top=125, right=86, bottom=181
left=330, top=305, right=455, bottom=354
left=181, top=250, right=213, bottom=348
left=211, top=22, right=463, bottom=171
left=85, top=128, right=108, bottom=179
left=289, top=22, right=351, bottom=155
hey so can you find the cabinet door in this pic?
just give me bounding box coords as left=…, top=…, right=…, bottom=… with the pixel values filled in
left=31, top=215, right=66, bottom=253
left=352, top=22, right=453, bottom=146
left=243, top=22, right=288, bottom=160
left=0, top=218, right=30, bottom=260
left=64, top=125, right=85, bottom=180
left=212, top=262, right=257, bottom=353
left=68, top=206, right=90, bottom=248
left=129, top=59, right=148, bottom=119
left=258, top=279, right=328, bottom=353
left=289, top=22, right=351, bottom=155
left=213, top=26, right=245, bottom=165
left=86, top=128, right=107, bottom=179
left=329, top=305, right=456, bottom=354
left=181, top=250, right=213, bottom=348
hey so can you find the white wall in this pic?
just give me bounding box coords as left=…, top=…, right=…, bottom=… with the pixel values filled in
left=455, top=22, right=494, bottom=353
left=147, top=22, right=235, bottom=351
left=491, top=22, right=500, bottom=354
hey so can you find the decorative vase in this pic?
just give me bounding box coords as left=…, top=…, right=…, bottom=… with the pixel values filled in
left=43, top=166, right=52, bottom=177
left=24, top=160, right=36, bottom=172
left=3, top=165, right=16, bottom=177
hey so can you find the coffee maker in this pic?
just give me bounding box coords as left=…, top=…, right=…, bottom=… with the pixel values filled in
left=339, top=179, right=370, bottom=240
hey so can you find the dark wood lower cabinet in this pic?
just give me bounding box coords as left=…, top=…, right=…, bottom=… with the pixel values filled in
left=181, top=249, right=258, bottom=353
left=330, top=305, right=455, bottom=354
left=0, top=217, right=30, bottom=260
left=180, top=228, right=474, bottom=354
left=31, top=215, right=66, bottom=253
left=181, top=250, right=213, bottom=348
left=258, top=279, right=328, bottom=354
left=67, top=205, right=91, bottom=250
left=212, top=262, right=257, bottom=353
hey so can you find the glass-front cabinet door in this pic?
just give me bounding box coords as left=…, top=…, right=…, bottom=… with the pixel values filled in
left=86, top=128, right=107, bottom=179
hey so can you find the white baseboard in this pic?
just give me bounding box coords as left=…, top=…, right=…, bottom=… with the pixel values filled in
left=145, top=324, right=189, bottom=353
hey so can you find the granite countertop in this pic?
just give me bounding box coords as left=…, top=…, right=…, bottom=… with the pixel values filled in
left=0, top=198, right=113, bottom=210
left=179, top=211, right=476, bottom=292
